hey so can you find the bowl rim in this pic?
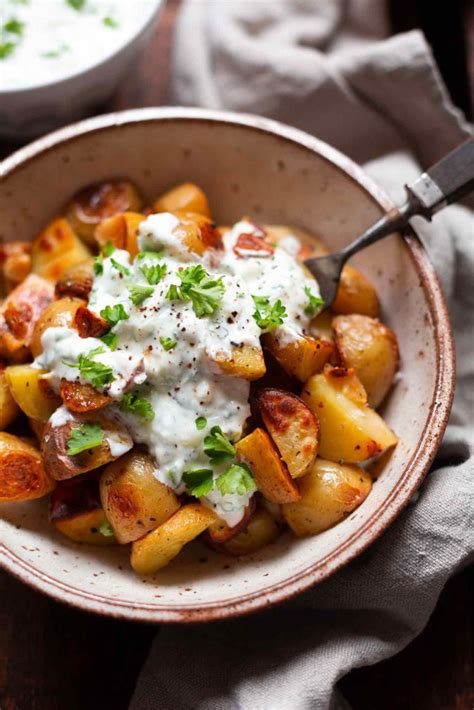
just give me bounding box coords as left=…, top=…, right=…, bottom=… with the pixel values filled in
left=0, top=107, right=456, bottom=623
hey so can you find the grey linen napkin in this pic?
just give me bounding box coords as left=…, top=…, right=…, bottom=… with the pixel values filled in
left=131, top=2, right=474, bottom=708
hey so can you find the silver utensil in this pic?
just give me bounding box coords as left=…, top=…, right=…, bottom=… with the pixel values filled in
left=304, top=138, right=474, bottom=307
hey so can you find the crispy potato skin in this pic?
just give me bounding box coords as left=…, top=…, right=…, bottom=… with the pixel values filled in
left=213, top=345, right=266, bottom=381
left=333, top=314, right=399, bottom=408
left=256, top=388, right=319, bottom=478
left=74, top=306, right=109, bottom=338
left=0, top=242, right=31, bottom=294
left=66, top=181, right=143, bottom=246
left=29, top=417, right=46, bottom=442
left=221, top=507, right=279, bottom=556
left=264, top=332, right=333, bottom=382
left=173, top=212, right=222, bottom=254
left=59, top=380, right=111, bottom=414
left=50, top=477, right=116, bottom=545
left=94, top=212, right=145, bottom=258
left=301, top=366, right=398, bottom=463
left=130, top=503, right=216, bottom=574
left=153, top=182, right=211, bottom=218
left=0, top=432, right=55, bottom=502
left=5, top=365, right=61, bottom=422
left=205, top=497, right=256, bottom=545
left=100, top=450, right=180, bottom=544
left=0, top=274, right=54, bottom=362
left=55, top=258, right=93, bottom=300
left=235, top=427, right=300, bottom=504
left=0, top=368, right=20, bottom=429
left=332, top=265, right=380, bottom=318
left=31, top=218, right=91, bottom=282
left=283, top=459, right=372, bottom=536
left=31, top=296, right=85, bottom=358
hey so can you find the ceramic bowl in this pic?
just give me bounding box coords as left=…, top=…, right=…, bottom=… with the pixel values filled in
left=0, top=108, right=455, bottom=622
left=0, top=2, right=163, bottom=141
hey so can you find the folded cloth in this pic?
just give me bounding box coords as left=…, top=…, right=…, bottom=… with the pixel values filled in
left=131, top=2, right=473, bottom=708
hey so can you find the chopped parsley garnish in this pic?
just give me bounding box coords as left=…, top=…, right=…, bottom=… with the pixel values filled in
left=203, top=426, right=236, bottom=463
left=93, top=242, right=116, bottom=275
left=67, top=0, right=86, bottom=10
left=1, top=16, right=24, bottom=59
left=41, top=44, right=70, bottom=59
left=136, top=250, right=165, bottom=261
left=166, top=265, right=224, bottom=318
left=216, top=463, right=257, bottom=496
left=103, top=241, right=116, bottom=257
left=98, top=520, right=115, bottom=537
left=160, top=336, right=177, bottom=352
left=110, top=258, right=130, bottom=277
left=182, top=468, right=214, bottom=498
left=0, top=42, right=15, bottom=59
left=100, top=304, right=129, bottom=327
left=119, top=393, right=154, bottom=421
left=67, top=423, right=103, bottom=456
left=195, top=416, right=207, bottom=431
left=62, top=346, right=114, bottom=389
left=103, top=16, right=118, bottom=28
left=252, top=295, right=287, bottom=331
left=129, top=284, right=154, bottom=306
left=304, top=286, right=325, bottom=316
left=4, top=18, right=24, bottom=35
left=140, top=262, right=167, bottom=285
left=100, top=331, right=118, bottom=351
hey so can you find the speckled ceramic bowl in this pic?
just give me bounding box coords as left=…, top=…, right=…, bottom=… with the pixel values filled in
left=0, top=108, right=455, bottom=622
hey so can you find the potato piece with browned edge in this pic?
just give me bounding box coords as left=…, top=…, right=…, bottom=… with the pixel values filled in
left=235, top=428, right=300, bottom=504
left=283, top=458, right=372, bottom=536
left=55, top=258, right=94, bottom=300
left=5, top=365, right=61, bottom=422
left=0, top=274, right=54, bottom=362
left=50, top=476, right=116, bottom=545
left=95, top=212, right=145, bottom=258
left=332, top=265, right=380, bottom=318
left=66, top=181, right=143, bottom=247
left=59, top=380, right=111, bottom=414
left=0, top=242, right=31, bottom=294
left=264, top=332, right=333, bottom=382
left=31, top=297, right=85, bottom=358
left=131, top=503, right=216, bottom=575
left=100, top=450, right=180, bottom=544
left=213, top=345, right=266, bottom=381
left=174, top=212, right=222, bottom=254
left=0, top=367, right=20, bottom=429
left=29, top=418, right=46, bottom=442
left=205, top=497, right=256, bottom=545
left=153, top=182, right=211, bottom=218
left=265, top=225, right=329, bottom=260
left=256, top=388, right=319, bottom=478
left=309, top=310, right=334, bottom=344
left=221, top=507, right=279, bottom=556
left=0, top=432, right=55, bottom=502
left=333, top=314, right=399, bottom=408
left=301, top=366, right=398, bottom=463
left=31, top=218, right=91, bottom=282
left=73, top=306, right=109, bottom=338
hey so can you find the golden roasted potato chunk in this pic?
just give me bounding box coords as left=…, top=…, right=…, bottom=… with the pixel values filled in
left=100, top=450, right=180, bottom=544
left=0, top=367, right=20, bottom=430
left=265, top=225, right=329, bottom=260
left=206, top=498, right=256, bottom=545
left=264, top=332, right=333, bottom=382
left=0, top=241, right=31, bottom=293
left=50, top=477, right=116, bottom=546
left=213, top=345, right=266, bottom=381
left=5, top=365, right=61, bottom=422
left=31, top=296, right=85, bottom=358
left=235, top=427, right=300, bottom=504
left=332, top=265, right=380, bottom=318
left=153, top=182, right=211, bottom=219
left=0, top=432, right=55, bottom=502
left=59, top=380, right=111, bottom=414
left=174, top=212, right=222, bottom=255
left=94, top=212, right=145, bottom=258
left=221, top=507, right=279, bottom=556
left=55, top=258, right=94, bottom=300
left=333, top=314, right=399, bottom=408
left=131, top=503, right=216, bottom=574
left=31, top=218, right=91, bottom=282
left=256, top=388, right=319, bottom=478
left=66, top=180, right=143, bottom=247
left=73, top=306, right=108, bottom=338
left=282, top=458, right=372, bottom=536
left=301, top=366, right=398, bottom=463
left=309, top=310, right=334, bottom=344
left=0, top=274, right=54, bottom=362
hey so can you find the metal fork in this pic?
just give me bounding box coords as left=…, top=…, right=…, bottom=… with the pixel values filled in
left=304, top=138, right=474, bottom=307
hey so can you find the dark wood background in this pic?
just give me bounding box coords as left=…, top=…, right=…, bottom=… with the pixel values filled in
left=1, top=1, right=472, bottom=708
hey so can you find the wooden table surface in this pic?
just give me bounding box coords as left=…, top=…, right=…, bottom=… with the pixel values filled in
left=1, top=2, right=472, bottom=708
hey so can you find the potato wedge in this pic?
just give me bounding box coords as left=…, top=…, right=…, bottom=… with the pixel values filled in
left=0, top=368, right=20, bottom=429
left=0, top=432, right=55, bottom=502
left=301, top=366, right=398, bottom=463
left=332, top=265, right=380, bottom=318
left=50, top=477, right=116, bottom=545
left=256, top=388, right=319, bottom=478
left=333, top=314, right=399, bottom=408
left=100, top=450, right=180, bottom=544
left=213, top=345, right=266, bottom=381
left=31, top=296, right=85, bottom=358
left=221, top=507, right=279, bottom=555
left=0, top=241, right=31, bottom=293
left=153, top=182, right=211, bottom=218
left=55, top=258, right=94, bottom=300
left=205, top=497, right=256, bottom=545
left=59, top=380, right=111, bottom=414
left=131, top=503, right=216, bottom=575
left=235, top=428, right=300, bottom=504
left=0, top=274, right=54, bottom=362
left=264, top=332, right=333, bottom=382
left=282, top=458, right=372, bottom=536
left=94, top=212, right=145, bottom=258
left=31, top=217, right=91, bottom=282
left=66, top=180, right=143, bottom=247
left=5, top=365, right=61, bottom=422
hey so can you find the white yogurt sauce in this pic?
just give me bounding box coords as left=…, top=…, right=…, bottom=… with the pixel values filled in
left=38, top=213, right=322, bottom=525
left=0, top=0, right=156, bottom=91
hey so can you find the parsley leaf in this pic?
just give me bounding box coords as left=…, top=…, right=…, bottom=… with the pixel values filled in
left=203, top=426, right=235, bottom=462
left=129, top=284, right=154, bottom=306
left=119, top=392, right=154, bottom=421
left=140, top=262, right=167, bottom=285
left=63, top=347, right=114, bottom=389
left=160, top=336, right=177, bottom=351
left=4, top=18, right=24, bottom=35
left=0, top=42, right=15, bottom=59
left=136, top=250, right=165, bottom=261
left=93, top=255, right=104, bottom=275
left=216, top=463, right=256, bottom=496
left=100, top=331, right=118, bottom=351
left=304, top=286, right=325, bottom=316
left=252, top=295, right=287, bottom=331
left=103, top=241, right=116, bottom=257
left=103, top=16, right=118, bottom=28
left=67, top=423, right=103, bottom=456
left=182, top=468, right=214, bottom=498
left=166, top=265, right=225, bottom=318
left=67, top=0, right=86, bottom=10
left=41, top=44, right=70, bottom=59
left=99, top=520, right=115, bottom=537
left=100, top=304, right=129, bottom=327
left=195, top=416, right=207, bottom=431
left=110, top=258, right=130, bottom=277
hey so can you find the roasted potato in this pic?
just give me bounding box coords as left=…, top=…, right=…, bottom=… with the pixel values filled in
left=66, top=180, right=143, bottom=247
left=29, top=418, right=46, bottom=442
left=0, top=241, right=31, bottom=293
left=73, top=306, right=108, bottom=338
left=264, top=332, right=333, bottom=382
left=212, top=345, right=266, bottom=381
left=5, top=365, right=61, bottom=422
left=333, top=314, right=399, bottom=408
left=94, top=212, right=145, bottom=258
left=0, top=367, right=20, bottom=429
left=256, top=388, right=319, bottom=478
left=309, top=311, right=334, bottom=344
left=221, top=507, right=279, bottom=555
left=332, top=265, right=380, bottom=318
left=265, top=225, right=329, bottom=260
left=131, top=503, right=216, bottom=575
left=174, top=212, right=222, bottom=255
left=31, top=296, right=85, bottom=358
left=59, top=380, right=111, bottom=414
left=100, top=450, right=180, bottom=544
left=50, top=477, right=116, bottom=545
left=235, top=427, right=300, bottom=504
left=55, top=258, right=94, bottom=300
left=301, top=366, right=398, bottom=463
left=282, top=458, right=372, bottom=536
left=0, top=432, right=55, bottom=502
left=31, top=218, right=91, bottom=282
left=153, top=182, right=211, bottom=218
left=206, top=498, right=256, bottom=545
left=0, top=274, right=54, bottom=362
